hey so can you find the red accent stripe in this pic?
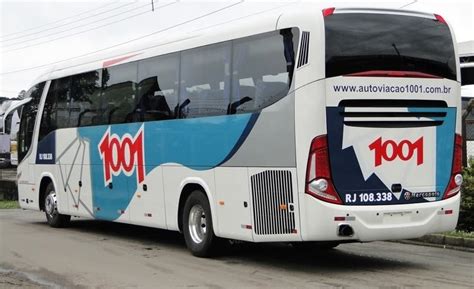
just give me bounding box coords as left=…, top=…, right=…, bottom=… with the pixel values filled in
left=434, top=14, right=447, bottom=25
left=103, top=53, right=140, bottom=68
left=322, top=7, right=335, bottom=17
left=345, top=70, right=440, bottom=79
left=334, top=216, right=345, bottom=221
left=445, top=209, right=453, bottom=215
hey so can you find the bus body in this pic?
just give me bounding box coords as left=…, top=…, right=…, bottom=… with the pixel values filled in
left=17, top=6, right=461, bottom=256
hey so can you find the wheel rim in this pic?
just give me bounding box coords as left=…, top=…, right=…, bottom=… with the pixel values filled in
left=188, top=204, right=206, bottom=244
left=45, top=191, right=57, bottom=219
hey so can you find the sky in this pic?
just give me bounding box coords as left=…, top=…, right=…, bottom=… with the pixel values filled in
left=0, top=0, right=473, bottom=98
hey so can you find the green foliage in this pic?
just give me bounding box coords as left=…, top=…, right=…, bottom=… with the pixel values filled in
left=0, top=200, right=19, bottom=209
left=442, top=230, right=474, bottom=239
left=459, top=159, right=474, bottom=231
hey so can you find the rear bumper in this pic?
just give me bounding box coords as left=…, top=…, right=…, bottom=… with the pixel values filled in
left=301, top=192, right=460, bottom=242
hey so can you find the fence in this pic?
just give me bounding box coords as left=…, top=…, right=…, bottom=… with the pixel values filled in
left=0, top=168, right=16, bottom=181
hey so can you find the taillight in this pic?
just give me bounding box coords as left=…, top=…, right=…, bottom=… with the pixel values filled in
left=434, top=14, right=448, bottom=25
left=305, top=135, right=342, bottom=204
left=443, top=134, right=463, bottom=199
left=322, top=7, right=335, bottom=17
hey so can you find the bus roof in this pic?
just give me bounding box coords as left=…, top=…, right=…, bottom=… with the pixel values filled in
left=30, top=4, right=446, bottom=86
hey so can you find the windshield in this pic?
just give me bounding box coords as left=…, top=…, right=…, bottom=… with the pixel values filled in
left=325, top=13, right=456, bottom=80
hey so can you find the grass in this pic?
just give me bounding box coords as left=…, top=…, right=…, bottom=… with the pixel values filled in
left=0, top=200, right=19, bottom=209
left=440, top=230, right=474, bottom=239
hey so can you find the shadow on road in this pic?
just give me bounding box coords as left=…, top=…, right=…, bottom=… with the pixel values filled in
left=32, top=218, right=421, bottom=273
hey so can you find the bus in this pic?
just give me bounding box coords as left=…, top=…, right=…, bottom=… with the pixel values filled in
left=1, top=98, right=27, bottom=166
left=1, top=98, right=31, bottom=166
left=0, top=98, right=15, bottom=166
left=17, top=6, right=462, bottom=257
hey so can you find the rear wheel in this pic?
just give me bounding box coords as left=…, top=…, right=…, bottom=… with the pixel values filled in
left=183, top=190, right=217, bottom=257
left=44, top=183, right=70, bottom=228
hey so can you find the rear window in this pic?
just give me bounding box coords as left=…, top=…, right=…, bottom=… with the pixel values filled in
left=325, top=13, right=456, bottom=80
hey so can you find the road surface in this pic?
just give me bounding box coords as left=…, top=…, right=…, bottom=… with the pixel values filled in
left=1, top=209, right=473, bottom=288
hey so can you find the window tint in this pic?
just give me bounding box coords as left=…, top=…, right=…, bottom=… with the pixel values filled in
left=462, top=67, right=474, bottom=86
left=30, top=28, right=298, bottom=131
left=230, top=29, right=297, bottom=114
left=39, top=77, right=71, bottom=142
left=180, top=42, right=232, bottom=118
left=102, top=63, right=137, bottom=124
left=325, top=14, right=456, bottom=80
left=5, top=113, right=13, bottom=135
left=71, top=70, right=102, bottom=127
left=18, top=82, right=45, bottom=163
left=55, top=77, right=72, bottom=129
left=136, top=53, right=179, bottom=122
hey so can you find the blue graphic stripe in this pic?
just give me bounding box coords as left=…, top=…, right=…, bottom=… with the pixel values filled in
left=408, top=107, right=456, bottom=200
left=78, top=113, right=257, bottom=221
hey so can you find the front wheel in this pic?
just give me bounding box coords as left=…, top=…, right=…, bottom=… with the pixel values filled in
left=44, top=183, right=70, bottom=228
left=183, top=191, right=218, bottom=257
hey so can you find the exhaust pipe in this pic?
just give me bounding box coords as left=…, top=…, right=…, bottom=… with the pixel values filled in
left=338, top=224, right=354, bottom=237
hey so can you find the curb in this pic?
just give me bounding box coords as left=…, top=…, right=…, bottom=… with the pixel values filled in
left=394, top=234, right=474, bottom=252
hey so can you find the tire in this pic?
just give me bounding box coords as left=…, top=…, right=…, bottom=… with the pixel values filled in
left=183, top=190, right=217, bottom=257
left=44, top=183, right=70, bottom=228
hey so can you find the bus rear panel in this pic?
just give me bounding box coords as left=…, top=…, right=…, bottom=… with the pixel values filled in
left=300, top=9, right=461, bottom=242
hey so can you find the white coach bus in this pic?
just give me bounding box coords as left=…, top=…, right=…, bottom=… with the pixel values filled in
left=17, top=6, right=462, bottom=256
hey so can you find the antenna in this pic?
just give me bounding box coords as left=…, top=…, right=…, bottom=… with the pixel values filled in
left=400, top=0, right=417, bottom=9
left=151, top=0, right=155, bottom=12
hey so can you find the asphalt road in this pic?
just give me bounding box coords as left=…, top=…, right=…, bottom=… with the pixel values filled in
left=1, top=209, right=473, bottom=289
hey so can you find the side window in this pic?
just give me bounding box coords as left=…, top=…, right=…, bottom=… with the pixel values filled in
left=70, top=70, right=103, bottom=127
left=180, top=42, right=231, bottom=118
left=102, top=63, right=137, bottom=124
left=230, top=28, right=298, bottom=114
left=18, top=82, right=45, bottom=163
left=136, top=53, right=179, bottom=122
left=5, top=113, right=13, bottom=135
left=55, top=77, right=72, bottom=129
left=39, top=77, right=72, bottom=142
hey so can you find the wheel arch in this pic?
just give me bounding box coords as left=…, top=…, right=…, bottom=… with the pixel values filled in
left=38, top=172, right=58, bottom=212
left=177, top=177, right=218, bottom=235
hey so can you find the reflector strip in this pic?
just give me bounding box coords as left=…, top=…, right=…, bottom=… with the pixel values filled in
left=334, top=216, right=356, bottom=221
left=346, top=70, right=440, bottom=78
